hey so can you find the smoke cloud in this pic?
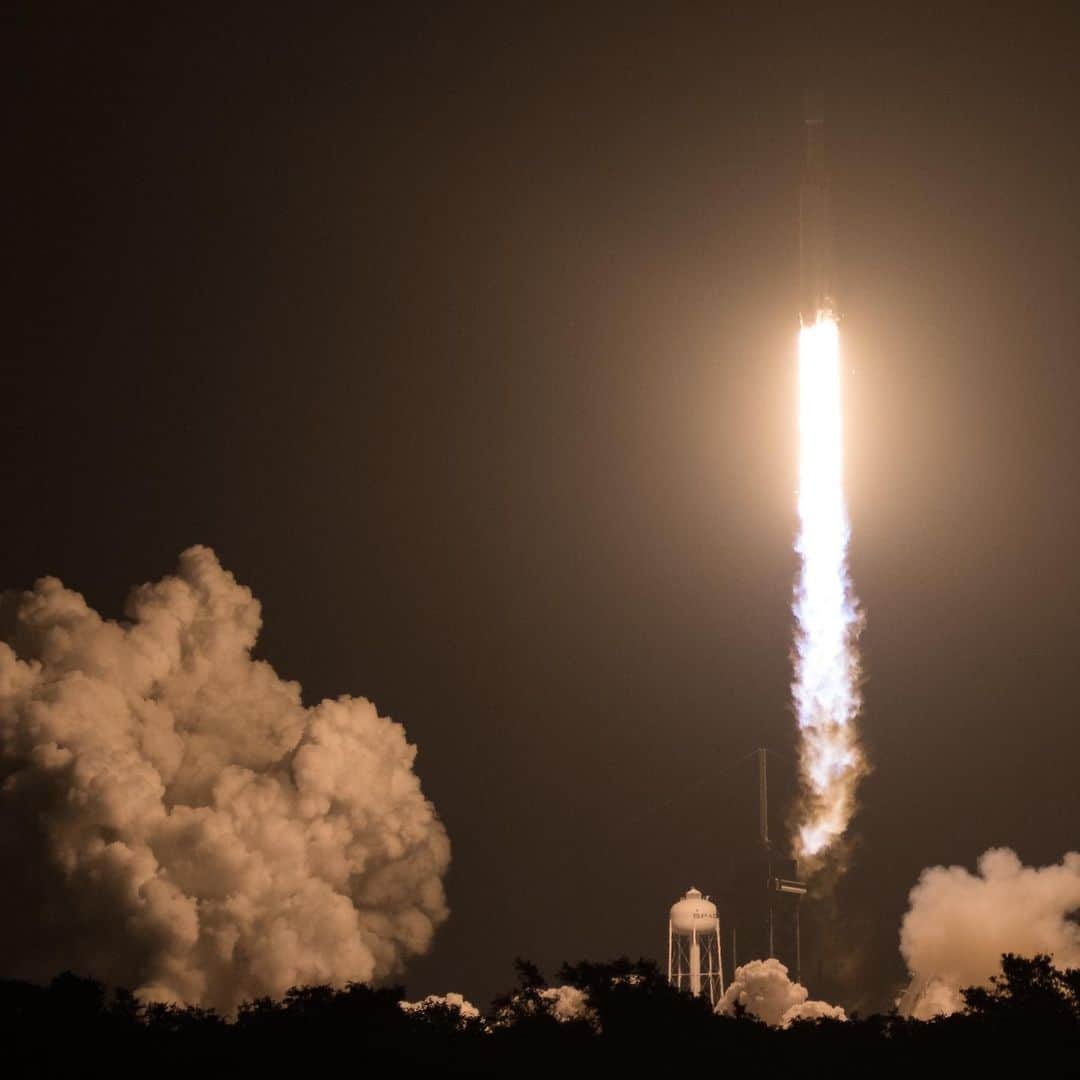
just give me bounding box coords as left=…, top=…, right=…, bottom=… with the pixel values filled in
left=0, top=547, right=450, bottom=1013
left=717, top=958, right=846, bottom=1027
left=538, top=985, right=594, bottom=1023
left=492, top=984, right=597, bottom=1029
left=898, top=848, right=1080, bottom=1018
left=400, top=992, right=481, bottom=1024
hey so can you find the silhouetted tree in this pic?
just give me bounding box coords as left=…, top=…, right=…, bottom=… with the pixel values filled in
left=962, top=953, right=1080, bottom=1023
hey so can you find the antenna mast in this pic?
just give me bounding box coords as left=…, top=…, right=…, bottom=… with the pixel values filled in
left=757, top=747, right=775, bottom=957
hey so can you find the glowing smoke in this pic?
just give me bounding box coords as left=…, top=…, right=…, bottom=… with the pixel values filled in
left=493, top=984, right=597, bottom=1029
left=898, top=848, right=1080, bottom=1018
left=717, top=958, right=846, bottom=1027
left=0, top=547, right=450, bottom=1013
left=538, top=984, right=595, bottom=1023
left=400, top=992, right=482, bottom=1025
left=792, top=313, right=865, bottom=871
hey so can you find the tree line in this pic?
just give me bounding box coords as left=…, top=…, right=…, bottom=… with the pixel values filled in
left=1, top=953, right=1076, bottom=1076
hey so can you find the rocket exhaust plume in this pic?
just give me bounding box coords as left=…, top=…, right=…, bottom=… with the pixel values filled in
left=791, top=95, right=865, bottom=873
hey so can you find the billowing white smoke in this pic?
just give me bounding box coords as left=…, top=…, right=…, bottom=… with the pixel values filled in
left=0, top=547, right=450, bottom=1013
left=716, top=958, right=846, bottom=1027
left=899, top=848, right=1080, bottom=1019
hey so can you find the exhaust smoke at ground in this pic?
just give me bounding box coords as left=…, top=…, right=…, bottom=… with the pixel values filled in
left=717, top=957, right=846, bottom=1026
left=899, top=848, right=1080, bottom=1018
left=0, top=547, right=450, bottom=1013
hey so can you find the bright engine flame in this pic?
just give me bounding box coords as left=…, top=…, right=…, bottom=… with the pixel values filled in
left=793, top=313, right=863, bottom=869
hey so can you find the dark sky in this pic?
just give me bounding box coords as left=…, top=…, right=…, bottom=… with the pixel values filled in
left=7, top=4, right=1080, bottom=1013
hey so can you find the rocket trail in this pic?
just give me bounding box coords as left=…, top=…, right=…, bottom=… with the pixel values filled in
left=792, top=96, right=864, bottom=871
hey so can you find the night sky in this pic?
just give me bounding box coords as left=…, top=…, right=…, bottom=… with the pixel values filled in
left=7, top=5, right=1080, bottom=1013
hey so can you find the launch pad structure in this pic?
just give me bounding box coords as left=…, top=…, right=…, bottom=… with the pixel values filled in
left=666, top=748, right=806, bottom=1001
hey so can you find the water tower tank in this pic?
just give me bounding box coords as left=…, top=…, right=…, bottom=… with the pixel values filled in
left=669, top=887, right=719, bottom=935
left=667, top=887, right=724, bottom=1004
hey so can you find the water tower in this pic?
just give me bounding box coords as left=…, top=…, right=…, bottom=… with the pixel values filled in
left=667, top=887, right=724, bottom=1005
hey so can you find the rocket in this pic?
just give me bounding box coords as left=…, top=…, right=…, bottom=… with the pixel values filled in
left=799, top=92, right=834, bottom=325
